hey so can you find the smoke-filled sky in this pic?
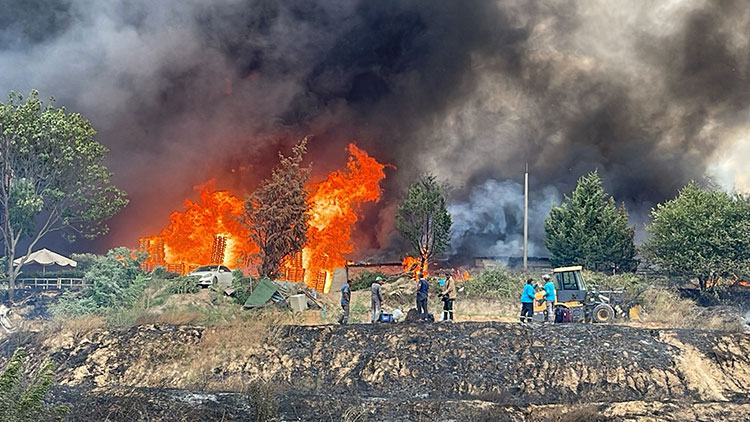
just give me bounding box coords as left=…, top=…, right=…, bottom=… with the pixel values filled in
left=1, top=0, right=748, bottom=258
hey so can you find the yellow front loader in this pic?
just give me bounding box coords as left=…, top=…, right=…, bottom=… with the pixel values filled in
left=532, top=266, right=645, bottom=323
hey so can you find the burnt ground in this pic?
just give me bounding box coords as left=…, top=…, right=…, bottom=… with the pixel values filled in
left=2, top=322, right=750, bottom=421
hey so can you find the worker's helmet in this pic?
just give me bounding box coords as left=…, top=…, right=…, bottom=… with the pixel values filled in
left=542, top=274, right=551, bottom=281
left=375, top=276, right=383, bottom=281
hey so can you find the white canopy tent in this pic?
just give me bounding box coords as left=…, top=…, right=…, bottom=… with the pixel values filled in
left=13, top=248, right=77, bottom=274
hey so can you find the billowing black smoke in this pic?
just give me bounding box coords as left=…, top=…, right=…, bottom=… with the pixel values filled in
left=1, top=0, right=748, bottom=258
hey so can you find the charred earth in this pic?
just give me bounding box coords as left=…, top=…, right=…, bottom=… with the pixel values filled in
left=1, top=321, right=749, bottom=421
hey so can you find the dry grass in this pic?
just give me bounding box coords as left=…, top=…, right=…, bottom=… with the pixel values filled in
left=457, top=297, right=519, bottom=322
left=636, top=288, right=747, bottom=331
left=636, top=288, right=695, bottom=328
left=341, top=406, right=367, bottom=422
left=529, top=405, right=611, bottom=422
left=133, top=310, right=204, bottom=326
left=170, top=309, right=289, bottom=391
left=43, top=315, right=106, bottom=343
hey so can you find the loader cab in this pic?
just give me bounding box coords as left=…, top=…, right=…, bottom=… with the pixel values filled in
left=553, top=266, right=588, bottom=303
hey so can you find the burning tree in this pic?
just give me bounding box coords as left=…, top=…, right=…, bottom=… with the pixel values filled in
left=0, top=91, right=127, bottom=302
left=397, top=173, right=452, bottom=277
left=243, top=137, right=311, bottom=279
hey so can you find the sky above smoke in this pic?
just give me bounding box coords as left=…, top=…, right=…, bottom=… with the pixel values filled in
left=1, top=0, right=748, bottom=258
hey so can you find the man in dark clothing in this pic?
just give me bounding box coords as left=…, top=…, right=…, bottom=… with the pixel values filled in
left=416, top=277, right=429, bottom=321
left=339, top=279, right=352, bottom=325
left=520, top=278, right=535, bottom=323
left=371, top=276, right=384, bottom=323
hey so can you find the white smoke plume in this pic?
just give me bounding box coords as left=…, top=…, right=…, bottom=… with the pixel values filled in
left=448, top=180, right=560, bottom=258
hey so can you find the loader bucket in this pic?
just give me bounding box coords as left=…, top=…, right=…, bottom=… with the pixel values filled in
left=629, top=304, right=644, bottom=321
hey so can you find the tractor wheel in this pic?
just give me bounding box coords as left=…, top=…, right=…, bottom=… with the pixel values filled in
left=593, top=303, right=615, bottom=323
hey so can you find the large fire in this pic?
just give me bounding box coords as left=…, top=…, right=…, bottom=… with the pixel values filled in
left=303, top=144, right=386, bottom=292
left=140, top=183, right=257, bottom=273
left=139, top=143, right=386, bottom=292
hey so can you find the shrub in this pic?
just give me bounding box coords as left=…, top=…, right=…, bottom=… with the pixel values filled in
left=165, top=276, right=200, bottom=295
left=351, top=270, right=390, bottom=291
left=247, top=380, right=278, bottom=422
left=232, top=276, right=256, bottom=306
left=50, top=247, right=148, bottom=316
left=151, top=266, right=181, bottom=280
left=463, top=268, right=525, bottom=299
left=0, top=348, right=68, bottom=421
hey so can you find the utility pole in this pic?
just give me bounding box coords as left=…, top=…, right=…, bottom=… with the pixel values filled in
left=523, top=162, right=528, bottom=270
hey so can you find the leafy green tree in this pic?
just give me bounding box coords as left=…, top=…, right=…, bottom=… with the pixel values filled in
left=544, top=170, right=637, bottom=272
left=243, top=137, right=311, bottom=278
left=644, top=182, right=750, bottom=291
left=396, top=173, right=452, bottom=273
left=0, top=91, right=128, bottom=301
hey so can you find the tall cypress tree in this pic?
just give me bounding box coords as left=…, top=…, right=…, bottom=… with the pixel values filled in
left=243, top=137, right=311, bottom=279
left=544, top=170, right=637, bottom=272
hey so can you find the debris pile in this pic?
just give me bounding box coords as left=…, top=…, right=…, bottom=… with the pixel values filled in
left=241, top=279, right=323, bottom=312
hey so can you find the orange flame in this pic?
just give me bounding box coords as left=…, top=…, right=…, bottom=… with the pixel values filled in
left=450, top=268, right=473, bottom=282
left=402, top=256, right=428, bottom=280
left=140, top=182, right=257, bottom=272
left=139, top=144, right=387, bottom=289
left=303, top=144, right=386, bottom=292
left=701, top=274, right=750, bottom=290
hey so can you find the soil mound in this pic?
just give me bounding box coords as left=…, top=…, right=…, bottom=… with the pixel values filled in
left=2, top=322, right=749, bottom=421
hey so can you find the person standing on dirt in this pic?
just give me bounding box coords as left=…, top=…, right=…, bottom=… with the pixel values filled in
left=520, top=278, right=535, bottom=323
left=371, top=276, right=384, bottom=323
left=339, top=279, right=353, bottom=325
left=542, top=274, right=556, bottom=324
left=416, top=275, right=430, bottom=321
left=441, top=275, right=457, bottom=322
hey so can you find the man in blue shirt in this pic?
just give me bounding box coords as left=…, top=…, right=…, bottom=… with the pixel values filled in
left=520, top=278, right=536, bottom=323
left=416, top=276, right=429, bottom=321
left=542, top=274, right=556, bottom=324
left=339, top=279, right=352, bottom=325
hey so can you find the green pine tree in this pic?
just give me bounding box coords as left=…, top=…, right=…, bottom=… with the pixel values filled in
left=544, top=170, right=637, bottom=272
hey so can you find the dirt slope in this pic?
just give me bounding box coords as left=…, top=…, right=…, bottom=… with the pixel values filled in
left=2, top=322, right=749, bottom=421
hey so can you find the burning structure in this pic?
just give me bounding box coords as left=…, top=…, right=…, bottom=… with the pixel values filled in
left=139, top=144, right=386, bottom=292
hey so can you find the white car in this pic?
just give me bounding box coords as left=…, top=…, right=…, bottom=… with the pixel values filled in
left=189, top=265, right=233, bottom=288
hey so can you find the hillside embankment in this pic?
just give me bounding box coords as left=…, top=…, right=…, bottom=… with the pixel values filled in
left=2, top=321, right=749, bottom=421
